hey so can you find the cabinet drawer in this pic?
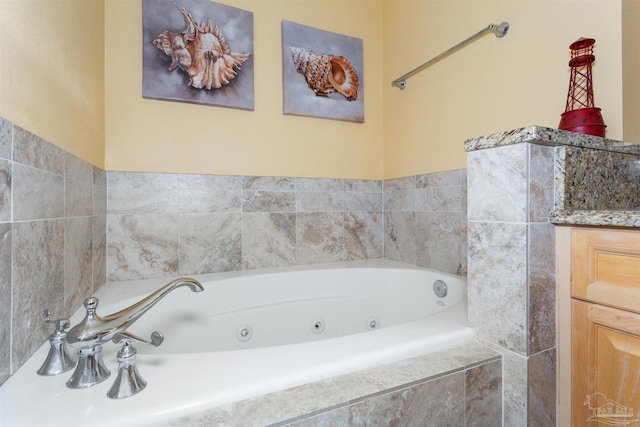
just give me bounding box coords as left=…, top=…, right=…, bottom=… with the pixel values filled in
left=571, top=228, right=640, bottom=313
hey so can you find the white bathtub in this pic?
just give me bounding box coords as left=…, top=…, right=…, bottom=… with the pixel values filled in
left=0, top=259, right=473, bottom=427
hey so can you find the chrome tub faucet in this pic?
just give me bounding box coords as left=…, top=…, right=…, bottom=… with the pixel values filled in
left=65, top=277, right=204, bottom=389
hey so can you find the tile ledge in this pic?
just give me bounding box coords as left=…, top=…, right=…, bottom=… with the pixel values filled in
left=465, top=125, right=640, bottom=155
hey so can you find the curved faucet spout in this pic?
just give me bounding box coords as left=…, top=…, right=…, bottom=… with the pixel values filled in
left=67, top=278, right=204, bottom=350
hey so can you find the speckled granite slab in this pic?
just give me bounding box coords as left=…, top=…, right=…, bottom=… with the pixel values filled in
left=549, top=210, right=640, bottom=228
left=464, top=125, right=640, bottom=155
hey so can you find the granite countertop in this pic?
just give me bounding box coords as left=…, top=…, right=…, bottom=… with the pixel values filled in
left=464, top=125, right=640, bottom=155
left=550, top=210, right=640, bottom=228
left=465, top=126, right=640, bottom=229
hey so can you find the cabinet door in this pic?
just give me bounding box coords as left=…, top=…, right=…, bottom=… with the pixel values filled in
left=572, top=299, right=640, bottom=426
left=571, top=229, right=640, bottom=313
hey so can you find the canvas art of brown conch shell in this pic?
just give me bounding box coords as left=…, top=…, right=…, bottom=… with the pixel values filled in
left=153, top=5, right=251, bottom=90
left=289, top=46, right=359, bottom=101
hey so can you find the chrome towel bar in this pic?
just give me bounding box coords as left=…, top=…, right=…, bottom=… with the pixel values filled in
left=391, top=21, right=510, bottom=90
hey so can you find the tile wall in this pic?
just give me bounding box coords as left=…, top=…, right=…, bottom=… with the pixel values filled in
left=383, top=169, right=467, bottom=276
left=106, top=173, right=384, bottom=281
left=106, top=169, right=468, bottom=282
left=467, top=142, right=557, bottom=426
left=0, top=116, right=106, bottom=385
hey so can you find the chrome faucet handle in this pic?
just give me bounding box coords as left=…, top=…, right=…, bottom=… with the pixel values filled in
left=37, top=310, right=76, bottom=376
left=107, top=330, right=164, bottom=399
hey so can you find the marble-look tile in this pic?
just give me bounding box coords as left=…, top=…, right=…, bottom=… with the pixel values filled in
left=344, top=191, right=382, bottom=211
left=0, top=116, right=12, bottom=160
left=416, top=169, right=461, bottom=188
left=12, top=126, right=65, bottom=174
left=65, top=152, right=93, bottom=181
left=179, top=174, right=241, bottom=191
left=0, top=159, right=10, bottom=222
left=347, top=372, right=465, bottom=427
left=107, top=214, right=179, bottom=281
left=383, top=188, right=414, bottom=211
left=528, top=223, right=556, bottom=354
left=93, top=213, right=107, bottom=292
left=465, top=360, right=502, bottom=427
left=179, top=189, right=241, bottom=214
left=344, top=211, right=382, bottom=260
left=343, top=179, right=381, bottom=192
left=468, top=144, right=528, bottom=223
left=528, top=283, right=555, bottom=355
left=479, top=340, right=528, bottom=426
left=242, top=213, right=296, bottom=270
left=296, top=177, right=342, bottom=192
left=384, top=176, right=415, bottom=191
left=384, top=211, right=416, bottom=265
left=107, top=185, right=179, bottom=215
left=93, top=167, right=107, bottom=217
left=108, top=171, right=179, bottom=190
left=296, top=191, right=344, bottom=212
left=296, top=212, right=345, bottom=264
left=528, top=144, right=555, bottom=222
left=178, top=213, right=241, bottom=274
left=415, top=186, right=462, bottom=212
left=12, top=163, right=64, bottom=221
left=65, top=176, right=93, bottom=217
left=12, top=219, right=64, bottom=370
left=415, top=212, right=463, bottom=275
left=243, top=190, right=295, bottom=212
left=287, top=409, right=350, bottom=427
left=242, top=176, right=295, bottom=191
left=0, top=223, right=11, bottom=385
left=64, top=217, right=93, bottom=315
left=468, top=222, right=527, bottom=354
left=528, top=223, right=556, bottom=293
left=528, top=349, right=556, bottom=427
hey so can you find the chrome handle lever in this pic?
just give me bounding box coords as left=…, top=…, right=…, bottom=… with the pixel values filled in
left=107, top=330, right=164, bottom=399
left=112, top=330, right=164, bottom=347
left=37, top=310, right=76, bottom=376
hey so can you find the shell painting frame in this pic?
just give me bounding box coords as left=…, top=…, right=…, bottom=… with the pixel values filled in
left=282, top=20, right=364, bottom=123
left=142, top=0, right=254, bottom=111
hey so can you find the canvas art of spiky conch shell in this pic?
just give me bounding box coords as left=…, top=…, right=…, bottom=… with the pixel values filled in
left=289, top=46, right=359, bottom=101
left=153, top=5, right=251, bottom=90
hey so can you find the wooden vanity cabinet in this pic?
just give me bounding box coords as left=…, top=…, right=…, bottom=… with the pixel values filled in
left=571, top=228, right=640, bottom=426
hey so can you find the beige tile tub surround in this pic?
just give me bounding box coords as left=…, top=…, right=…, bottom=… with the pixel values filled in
left=0, top=114, right=470, bottom=389
left=105, top=173, right=384, bottom=281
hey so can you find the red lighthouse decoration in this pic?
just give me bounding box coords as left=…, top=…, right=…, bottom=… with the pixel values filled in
left=558, top=38, right=606, bottom=137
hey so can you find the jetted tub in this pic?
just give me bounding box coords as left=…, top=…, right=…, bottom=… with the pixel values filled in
left=0, top=259, right=474, bottom=427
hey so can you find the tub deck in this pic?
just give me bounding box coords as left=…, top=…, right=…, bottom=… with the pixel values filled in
left=147, top=340, right=501, bottom=426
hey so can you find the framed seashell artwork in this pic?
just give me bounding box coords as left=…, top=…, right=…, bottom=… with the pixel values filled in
left=142, top=0, right=254, bottom=111
left=282, top=20, right=364, bottom=123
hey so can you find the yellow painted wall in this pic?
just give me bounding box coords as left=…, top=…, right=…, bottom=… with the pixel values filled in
left=622, top=0, right=640, bottom=143
left=382, top=0, right=625, bottom=178
left=0, top=0, right=105, bottom=168
left=105, top=0, right=384, bottom=179
left=2, top=0, right=633, bottom=179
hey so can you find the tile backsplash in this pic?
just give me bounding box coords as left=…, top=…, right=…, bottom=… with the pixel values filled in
left=106, top=172, right=384, bottom=280
left=0, top=115, right=468, bottom=385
